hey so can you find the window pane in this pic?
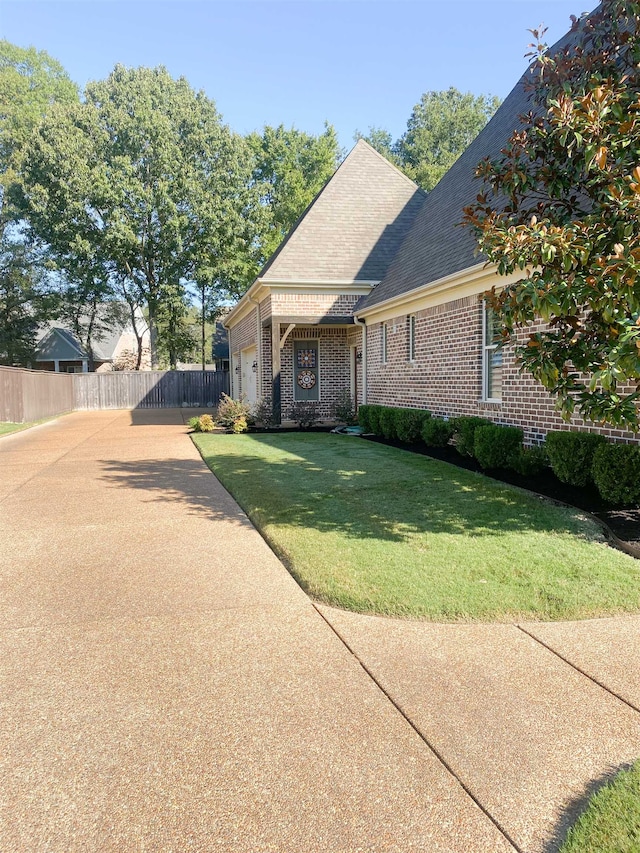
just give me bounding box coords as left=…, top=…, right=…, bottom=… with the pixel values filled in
left=487, top=348, right=502, bottom=400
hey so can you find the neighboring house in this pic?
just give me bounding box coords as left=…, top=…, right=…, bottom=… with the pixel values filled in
left=35, top=307, right=150, bottom=373
left=225, top=14, right=639, bottom=445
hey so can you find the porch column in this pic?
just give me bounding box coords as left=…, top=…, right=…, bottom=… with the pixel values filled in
left=271, top=321, right=281, bottom=425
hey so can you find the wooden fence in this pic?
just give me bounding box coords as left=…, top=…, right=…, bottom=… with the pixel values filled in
left=0, top=367, right=230, bottom=422
left=72, top=370, right=230, bottom=410
left=0, top=366, right=75, bottom=423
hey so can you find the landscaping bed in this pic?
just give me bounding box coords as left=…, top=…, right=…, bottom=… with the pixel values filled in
left=364, top=436, right=640, bottom=555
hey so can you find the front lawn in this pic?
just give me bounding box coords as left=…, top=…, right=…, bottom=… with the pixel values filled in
left=193, top=432, right=640, bottom=621
left=0, top=422, right=32, bottom=437
left=560, top=760, right=640, bottom=852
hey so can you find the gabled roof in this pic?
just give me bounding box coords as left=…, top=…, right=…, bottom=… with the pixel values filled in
left=35, top=304, right=141, bottom=362
left=259, top=139, right=425, bottom=283
left=357, top=20, right=584, bottom=313
left=35, top=327, right=87, bottom=362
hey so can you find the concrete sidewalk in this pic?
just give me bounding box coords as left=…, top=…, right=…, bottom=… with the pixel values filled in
left=0, top=410, right=638, bottom=852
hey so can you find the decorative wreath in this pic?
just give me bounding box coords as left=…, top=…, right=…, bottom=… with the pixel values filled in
left=297, top=370, right=316, bottom=390
left=297, top=349, right=316, bottom=368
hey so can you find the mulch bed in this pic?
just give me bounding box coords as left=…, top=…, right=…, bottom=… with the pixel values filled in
left=362, top=435, right=640, bottom=557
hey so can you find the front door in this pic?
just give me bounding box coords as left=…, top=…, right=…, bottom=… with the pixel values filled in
left=241, top=346, right=257, bottom=404
left=293, top=340, right=319, bottom=402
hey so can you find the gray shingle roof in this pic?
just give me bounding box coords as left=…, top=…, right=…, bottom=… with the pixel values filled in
left=358, top=23, right=582, bottom=312
left=260, top=139, right=425, bottom=283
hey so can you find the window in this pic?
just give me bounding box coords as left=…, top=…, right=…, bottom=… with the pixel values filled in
left=483, top=303, right=502, bottom=401
left=408, top=315, right=416, bottom=361
left=382, top=323, right=388, bottom=364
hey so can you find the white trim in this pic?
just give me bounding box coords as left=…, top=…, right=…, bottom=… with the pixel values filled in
left=355, top=262, right=530, bottom=324
left=382, top=322, right=388, bottom=364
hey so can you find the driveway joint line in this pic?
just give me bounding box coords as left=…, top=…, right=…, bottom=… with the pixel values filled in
left=517, top=624, right=640, bottom=715
left=312, top=602, right=522, bottom=853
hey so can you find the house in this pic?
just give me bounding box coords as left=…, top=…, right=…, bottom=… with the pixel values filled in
left=225, top=10, right=639, bottom=444
left=34, top=307, right=150, bottom=373
left=224, top=140, right=425, bottom=418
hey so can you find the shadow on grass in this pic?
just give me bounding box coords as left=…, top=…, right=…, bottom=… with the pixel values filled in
left=188, top=432, right=595, bottom=545
left=544, top=762, right=634, bottom=853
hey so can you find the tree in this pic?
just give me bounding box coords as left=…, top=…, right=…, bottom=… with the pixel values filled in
left=248, top=123, right=340, bottom=262
left=16, top=64, right=259, bottom=368
left=463, top=1, right=640, bottom=430
left=0, top=236, right=50, bottom=366
left=0, top=41, right=78, bottom=226
left=355, top=89, right=500, bottom=192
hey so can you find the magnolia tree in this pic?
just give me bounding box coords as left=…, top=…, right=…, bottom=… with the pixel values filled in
left=463, top=1, right=640, bottom=430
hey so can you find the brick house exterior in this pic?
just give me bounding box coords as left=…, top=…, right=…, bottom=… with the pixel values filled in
left=224, top=140, right=424, bottom=423
left=226, top=12, right=639, bottom=443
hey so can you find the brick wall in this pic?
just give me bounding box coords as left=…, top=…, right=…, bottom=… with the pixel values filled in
left=271, top=293, right=361, bottom=317
left=366, top=295, right=640, bottom=445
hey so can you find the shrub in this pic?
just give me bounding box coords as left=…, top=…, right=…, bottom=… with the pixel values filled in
left=453, top=416, right=491, bottom=457
left=332, top=391, right=357, bottom=425
left=592, top=443, right=640, bottom=506
left=421, top=416, right=455, bottom=447
left=514, top=445, right=549, bottom=477
left=395, top=408, right=430, bottom=444
left=379, top=406, right=398, bottom=440
left=252, top=397, right=276, bottom=428
left=474, top=424, right=524, bottom=470
left=231, top=416, right=248, bottom=434
left=189, top=413, right=215, bottom=433
left=215, top=394, right=251, bottom=433
left=289, top=401, right=319, bottom=429
left=367, top=405, right=384, bottom=435
left=357, top=405, right=373, bottom=433
left=545, top=430, right=606, bottom=487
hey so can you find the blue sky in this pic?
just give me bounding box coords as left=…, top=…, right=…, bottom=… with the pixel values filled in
left=2, top=1, right=586, bottom=150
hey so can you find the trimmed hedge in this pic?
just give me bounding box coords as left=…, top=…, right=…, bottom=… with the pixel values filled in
left=514, top=445, right=549, bottom=477
left=358, top=404, right=385, bottom=435
left=379, top=406, right=398, bottom=440
left=395, top=408, right=430, bottom=444
left=422, top=416, right=455, bottom=447
left=592, top=443, right=640, bottom=506
left=545, top=430, right=606, bottom=487
left=474, top=424, right=524, bottom=470
left=453, top=416, right=492, bottom=457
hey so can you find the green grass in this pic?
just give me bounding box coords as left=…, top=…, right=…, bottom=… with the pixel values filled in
left=0, top=421, right=34, bottom=437
left=560, top=761, right=640, bottom=852
left=193, top=432, right=640, bottom=621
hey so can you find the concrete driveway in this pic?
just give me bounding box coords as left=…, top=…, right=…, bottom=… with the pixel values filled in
left=0, top=409, right=638, bottom=852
